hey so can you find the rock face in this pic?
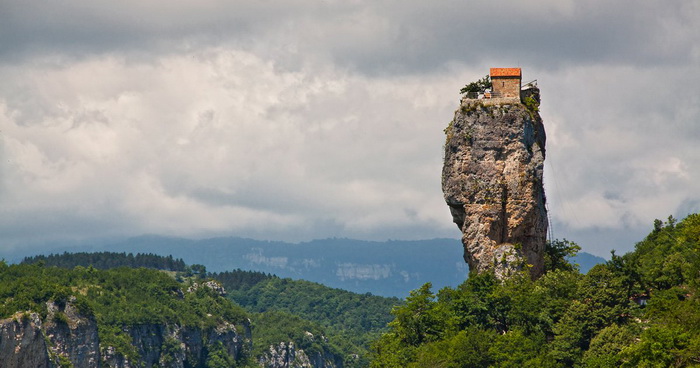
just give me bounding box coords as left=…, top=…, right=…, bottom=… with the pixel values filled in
left=0, top=299, right=100, bottom=368
left=0, top=313, right=54, bottom=368
left=0, top=299, right=251, bottom=368
left=0, top=298, right=340, bottom=368
left=45, top=298, right=101, bottom=367
left=102, top=321, right=251, bottom=368
left=442, top=87, right=547, bottom=279
left=259, top=340, right=343, bottom=368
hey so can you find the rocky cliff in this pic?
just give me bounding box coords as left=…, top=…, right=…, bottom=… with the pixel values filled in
left=0, top=298, right=100, bottom=368
left=0, top=313, right=56, bottom=368
left=442, top=87, right=547, bottom=279
left=0, top=293, right=343, bottom=368
left=0, top=298, right=251, bottom=368
left=101, top=321, right=251, bottom=368
left=259, top=340, right=343, bottom=368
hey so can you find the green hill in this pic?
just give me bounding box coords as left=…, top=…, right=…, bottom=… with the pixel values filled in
left=17, top=252, right=401, bottom=367
left=214, top=270, right=401, bottom=367
left=0, top=262, right=251, bottom=367
left=371, top=214, right=700, bottom=367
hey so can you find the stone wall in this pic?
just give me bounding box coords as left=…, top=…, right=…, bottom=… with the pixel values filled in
left=491, top=77, right=521, bottom=99
left=461, top=97, right=521, bottom=107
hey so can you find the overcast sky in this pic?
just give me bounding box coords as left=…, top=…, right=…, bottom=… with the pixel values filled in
left=1, top=0, right=699, bottom=257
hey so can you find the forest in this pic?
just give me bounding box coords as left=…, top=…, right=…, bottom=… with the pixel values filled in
left=18, top=252, right=400, bottom=367
left=215, top=270, right=400, bottom=366
left=371, top=214, right=700, bottom=367
left=0, top=262, right=250, bottom=366
left=23, top=252, right=188, bottom=271
left=7, top=213, right=700, bottom=367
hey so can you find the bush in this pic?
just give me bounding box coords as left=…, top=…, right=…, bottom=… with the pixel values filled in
left=460, top=75, right=492, bottom=95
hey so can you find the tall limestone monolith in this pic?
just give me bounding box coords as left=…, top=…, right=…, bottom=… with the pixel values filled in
left=442, top=87, right=547, bottom=279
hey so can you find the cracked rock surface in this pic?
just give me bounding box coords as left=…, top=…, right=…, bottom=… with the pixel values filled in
left=442, top=89, right=547, bottom=279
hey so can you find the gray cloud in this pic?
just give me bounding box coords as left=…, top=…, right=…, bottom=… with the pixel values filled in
left=0, top=0, right=699, bottom=258
left=3, top=1, right=698, bottom=73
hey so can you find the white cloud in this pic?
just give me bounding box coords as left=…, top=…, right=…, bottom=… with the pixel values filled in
left=0, top=49, right=463, bottom=245
left=539, top=62, right=700, bottom=254
left=0, top=0, right=699, bottom=257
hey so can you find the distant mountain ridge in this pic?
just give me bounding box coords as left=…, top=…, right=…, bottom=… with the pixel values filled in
left=6, top=237, right=605, bottom=297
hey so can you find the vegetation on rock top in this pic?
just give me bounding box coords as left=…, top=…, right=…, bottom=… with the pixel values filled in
left=460, top=75, right=492, bottom=95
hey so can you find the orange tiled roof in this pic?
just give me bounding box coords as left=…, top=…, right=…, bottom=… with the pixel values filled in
left=490, top=68, right=521, bottom=77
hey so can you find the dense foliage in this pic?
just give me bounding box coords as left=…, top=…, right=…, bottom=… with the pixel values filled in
left=460, top=75, right=492, bottom=95
left=371, top=214, right=700, bottom=367
left=217, top=271, right=400, bottom=334
left=9, top=212, right=693, bottom=367
left=0, top=263, right=249, bottom=365
left=212, top=269, right=274, bottom=290
left=250, top=311, right=346, bottom=364
left=6, top=253, right=401, bottom=367
left=213, top=269, right=401, bottom=367
left=23, top=251, right=187, bottom=271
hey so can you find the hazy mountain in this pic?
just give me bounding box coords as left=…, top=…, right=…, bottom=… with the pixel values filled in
left=5, top=237, right=605, bottom=297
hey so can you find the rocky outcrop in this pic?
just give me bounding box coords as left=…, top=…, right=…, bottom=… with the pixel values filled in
left=0, top=299, right=100, bottom=368
left=0, top=299, right=251, bottom=368
left=45, top=298, right=101, bottom=367
left=260, top=341, right=312, bottom=368
left=0, top=313, right=54, bottom=368
left=258, top=340, right=343, bottom=368
left=0, top=299, right=341, bottom=368
left=442, top=87, right=548, bottom=279
left=101, top=321, right=251, bottom=367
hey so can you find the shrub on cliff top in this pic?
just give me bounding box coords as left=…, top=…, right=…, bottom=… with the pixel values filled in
left=460, top=75, right=492, bottom=94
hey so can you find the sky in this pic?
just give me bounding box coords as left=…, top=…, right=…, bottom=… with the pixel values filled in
left=1, top=0, right=699, bottom=258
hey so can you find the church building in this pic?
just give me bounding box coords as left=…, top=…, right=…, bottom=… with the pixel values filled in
left=490, top=68, right=521, bottom=99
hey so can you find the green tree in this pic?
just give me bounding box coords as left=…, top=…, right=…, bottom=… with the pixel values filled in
left=411, top=328, right=496, bottom=368
left=544, top=239, right=581, bottom=273
left=582, top=324, right=638, bottom=368
left=206, top=341, right=237, bottom=368
left=370, top=213, right=700, bottom=368
left=389, top=283, right=444, bottom=346
left=489, top=329, right=549, bottom=368
left=460, top=75, right=491, bottom=94
left=619, top=326, right=693, bottom=367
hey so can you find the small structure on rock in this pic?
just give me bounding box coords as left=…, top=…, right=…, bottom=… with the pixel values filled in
left=443, top=69, right=548, bottom=279
left=490, top=68, right=522, bottom=99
